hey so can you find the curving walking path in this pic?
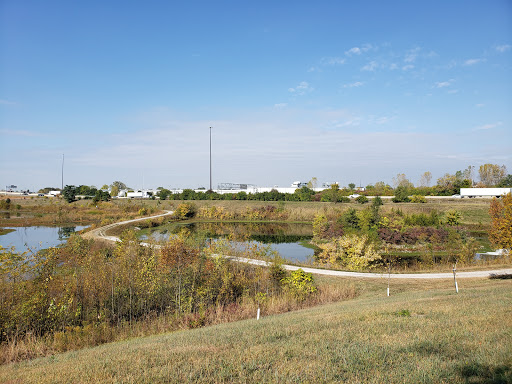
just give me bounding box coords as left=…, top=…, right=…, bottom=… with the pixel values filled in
left=82, top=211, right=512, bottom=280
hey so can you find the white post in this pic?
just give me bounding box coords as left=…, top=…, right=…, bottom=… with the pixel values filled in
left=387, top=262, right=391, bottom=297
left=257, top=307, right=260, bottom=320
left=453, top=263, right=459, bottom=293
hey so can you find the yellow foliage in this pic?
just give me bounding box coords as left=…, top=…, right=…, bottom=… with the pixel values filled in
left=317, top=234, right=381, bottom=270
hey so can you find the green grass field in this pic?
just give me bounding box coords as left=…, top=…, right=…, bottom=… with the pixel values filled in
left=2, top=277, right=510, bottom=383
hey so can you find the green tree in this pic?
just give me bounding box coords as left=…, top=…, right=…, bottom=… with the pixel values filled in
left=342, top=208, right=360, bottom=229
left=497, top=175, right=512, bottom=187
left=111, top=181, right=128, bottom=191
left=348, top=183, right=356, bottom=190
left=62, top=185, right=77, bottom=203
left=392, top=186, right=410, bottom=203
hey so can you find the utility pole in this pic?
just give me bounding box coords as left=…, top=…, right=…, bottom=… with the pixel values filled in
left=61, top=154, right=64, bottom=190
left=209, top=126, right=212, bottom=191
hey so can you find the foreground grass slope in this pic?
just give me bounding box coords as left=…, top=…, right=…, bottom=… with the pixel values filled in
left=2, top=278, right=510, bottom=383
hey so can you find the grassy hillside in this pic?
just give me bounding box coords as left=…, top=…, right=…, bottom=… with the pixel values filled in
left=2, top=277, right=510, bottom=383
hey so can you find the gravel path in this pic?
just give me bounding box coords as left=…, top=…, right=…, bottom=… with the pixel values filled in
left=82, top=211, right=512, bottom=280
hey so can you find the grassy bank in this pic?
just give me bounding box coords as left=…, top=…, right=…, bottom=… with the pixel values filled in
left=1, top=277, right=510, bottom=383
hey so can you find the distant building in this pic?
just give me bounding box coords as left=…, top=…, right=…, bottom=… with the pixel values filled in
left=460, top=188, right=512, bottom=198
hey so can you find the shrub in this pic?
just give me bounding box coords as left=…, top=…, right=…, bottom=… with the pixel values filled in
left=317, top=234, right=381, bottom=270
left=355, top=195, right=369, bottom=204
left=173, top=203, right=196, bottom=219
left=445, top=209, right=462, bottom=226
left=410, top=195, right=427, bottom=203
left=372, top=196, right=383, bottom=206
left=281, top=269, right=317, bottom=301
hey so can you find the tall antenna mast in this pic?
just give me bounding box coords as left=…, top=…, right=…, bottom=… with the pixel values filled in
left=209, top=126, right=212, bottom=191
left=61, top=154, right=64, bottom=190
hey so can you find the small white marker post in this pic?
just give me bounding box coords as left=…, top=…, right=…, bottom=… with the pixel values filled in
left=257, top=307, right=260, bottom=320
left=453, top=263, right=459, bottom=293
left=387, top=262, right=391, bottom=297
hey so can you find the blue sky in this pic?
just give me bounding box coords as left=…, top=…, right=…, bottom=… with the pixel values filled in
left=1, top=0, right=511, bottom=191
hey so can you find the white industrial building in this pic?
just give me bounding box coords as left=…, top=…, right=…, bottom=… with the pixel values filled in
left=460, top=188, right=512, bottom=198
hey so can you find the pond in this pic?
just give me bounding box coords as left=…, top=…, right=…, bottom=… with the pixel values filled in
left=139, top=221, right=317, bottom=263
left=0, top=226, right=90, bottom=253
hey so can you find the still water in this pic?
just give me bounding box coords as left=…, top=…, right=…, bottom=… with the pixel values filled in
left=0, top=226, right=89, bottom=253
left=139, top=222, right=317, bottom=263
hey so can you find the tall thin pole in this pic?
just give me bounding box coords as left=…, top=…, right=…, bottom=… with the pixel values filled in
left=61, top=154, right=64, bottom=190
left=209, top=127, right=212, bottom=191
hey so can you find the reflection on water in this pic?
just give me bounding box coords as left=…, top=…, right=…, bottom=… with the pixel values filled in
left=0, top=226, right=89, bottom=253
left=141, top=222, right=317, bottom=263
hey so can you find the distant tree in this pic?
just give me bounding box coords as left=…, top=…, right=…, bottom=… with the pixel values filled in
left=62, top=185, right=77, bottom=203
left=348, top=183, right=356, bottom=190
left=479, top=164, right=507, bottom=186
left=101, top=184, right=109, bottom=190
left=497, top=175, right=512, bottom=187
left=156, top=188, right=172, bottom=200
left=93, top=190, right=111, bottom=203
left=111, top=181, right=128, bottom=191
left=110, top=185, right=119, bottom=197
left=307, top=177, right=318, bottom=189
left=392, top=173, right=413, bottom=189
left=392, top=186, right=410, bottom=203
left=419, top=171, right=432, bottom=187
left=372, top=181, right=392, bottom=196
left=489, top=193, right=512, bottom=250
left=38, top=187, right=59, bottom=194
left=294, top=186, right=315, bottom=201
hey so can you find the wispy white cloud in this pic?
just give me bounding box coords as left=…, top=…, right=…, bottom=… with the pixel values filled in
left=447, top=89, right=459, bottom=94
left=321, top=57, right=345, bottom=65
left=464, top=58, right=485, bottom=66
left=361, top=61, right=378, bottom=71
left=343, top=81, right=364, bottom=88
left=402, top=64, right=414, bottom=71
left=345, top=44, right=372, bottom=56
left=274, top=103, right=288, bottom=109
left=475, top=103, right=484, bottom=108
left=495, top=44, right=511, bottom=53
left=435, top=79, right=454, bottom=88
left=474, top=121, right=503, bottom=131
left=288, top=81, right=313, bottom=95
left=404, top=47, right=421, bottom=63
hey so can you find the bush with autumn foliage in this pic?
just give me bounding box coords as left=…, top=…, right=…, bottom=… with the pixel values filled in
left=489, top=193, right=512, bottom=251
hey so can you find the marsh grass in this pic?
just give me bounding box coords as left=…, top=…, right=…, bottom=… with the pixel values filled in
left=1, top=278, right=510, bottom=383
